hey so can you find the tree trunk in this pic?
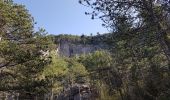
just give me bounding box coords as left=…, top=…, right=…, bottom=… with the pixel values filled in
left=79, top=86, right=81, bottom=100
left=50, top=91, right=53, bottom=100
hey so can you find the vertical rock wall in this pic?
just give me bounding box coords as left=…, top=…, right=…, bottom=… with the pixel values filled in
left=57, top=40, right=107, bottom=57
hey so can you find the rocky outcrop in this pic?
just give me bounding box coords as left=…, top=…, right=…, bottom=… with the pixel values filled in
left=57, top=40, right=108, bottom=57
left=56, top=84, right=92, bottom=100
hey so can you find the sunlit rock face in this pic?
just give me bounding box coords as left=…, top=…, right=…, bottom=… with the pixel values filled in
left=57, top=40, right=108, bottom=57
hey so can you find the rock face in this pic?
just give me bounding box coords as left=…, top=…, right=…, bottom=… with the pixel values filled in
left=56, top=84, right=92, bottom=100
left=57, top=40, right=108, bottom=57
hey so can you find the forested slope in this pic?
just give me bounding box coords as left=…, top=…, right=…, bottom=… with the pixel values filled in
left=1, top=0, right=170, bottom=100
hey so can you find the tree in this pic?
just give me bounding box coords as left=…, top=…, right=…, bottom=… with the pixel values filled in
left=79, top=0, right=170, bottom=67
left=79, top=0, right=170, bottom=100
left=77, top=51, right=117, bottom=99
left=0, top=0, right=52, bottom=95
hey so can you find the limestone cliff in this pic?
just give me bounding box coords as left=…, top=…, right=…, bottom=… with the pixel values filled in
left=55, top=34, right=109, bottom=57
left=57, top=40, right=108, bottom=57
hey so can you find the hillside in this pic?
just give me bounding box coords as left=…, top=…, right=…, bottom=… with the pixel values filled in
left=2, top=0, right=170, bottom=100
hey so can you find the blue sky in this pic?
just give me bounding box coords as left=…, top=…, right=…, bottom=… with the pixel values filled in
left=13, top=0, right=108, bottom=35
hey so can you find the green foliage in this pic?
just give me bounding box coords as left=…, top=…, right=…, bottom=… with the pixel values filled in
left=65, top=58, right=89, bottom=85
left=0, top=0, right=53, bottom=94
left=42, top=50, right=68, bottom=77
left=77, top=50, right=112, bottom=71
left=38, top=50, right=89, bottom=95
left=2, top=0, right=170, bottom=99
left=54, top=33, right=108, bottom=45
left=76, top=51, right=115, bottom=98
